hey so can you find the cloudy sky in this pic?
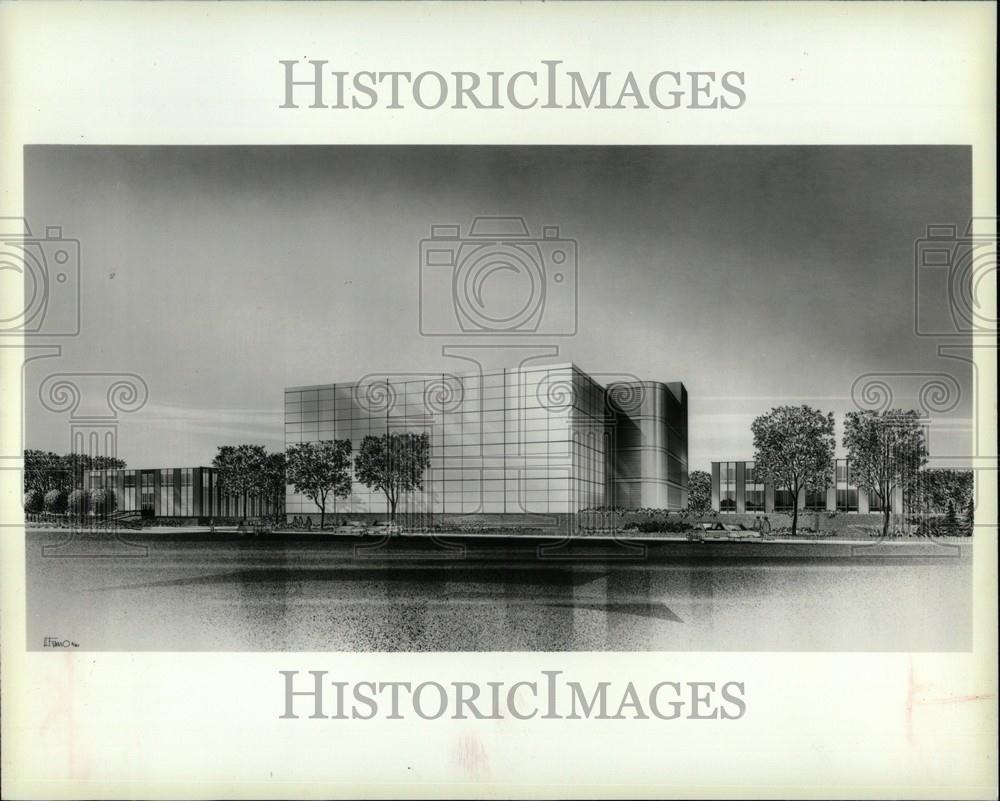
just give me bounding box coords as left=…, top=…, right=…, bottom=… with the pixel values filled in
left=24, top=145, right=972, bottom=470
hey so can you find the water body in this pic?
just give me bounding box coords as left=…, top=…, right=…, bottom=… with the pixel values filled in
left=25, top=531, right=972, bottom=652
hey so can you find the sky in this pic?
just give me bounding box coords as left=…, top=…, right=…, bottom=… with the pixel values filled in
left=22, top=145, right=972, bottom=470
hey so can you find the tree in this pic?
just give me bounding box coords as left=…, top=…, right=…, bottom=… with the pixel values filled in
left=90, top=487, right=118, bottom=517
left=963, top=495, right=975, bottom=537
left=687, top=470, right=712, bottom=515
left=67, top=488, right=90, bottom=518
left=44, top=488, right=67, bottom=515
left=24, top=450, right=126, bottom=494
left=260, top=451, right=287, bottom=522
left=843, top=409, right=928, bottom=539
left=24, top=450, right=69, bottom=493
left=943, top=500, right=958, bottom=537
left=751, top=405, right=836, bottom=537
left=911, top=468, right=973, bottom=516
left=354, top=432, right=431, bottom=522
left=24, top=488, right=45, bottom=514
left=63, top=454, right=126, bottom=492
left=212, top=444, right=268, bottom=521
left=285, top=440, right=352, bottom=529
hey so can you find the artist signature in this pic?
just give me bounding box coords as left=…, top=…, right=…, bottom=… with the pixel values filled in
left=43, top=636, right=79, bottom=649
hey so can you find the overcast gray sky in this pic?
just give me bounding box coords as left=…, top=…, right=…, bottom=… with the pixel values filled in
left=24, top=146, right=972, bottom=470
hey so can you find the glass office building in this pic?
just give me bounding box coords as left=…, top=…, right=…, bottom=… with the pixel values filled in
left=710, top=459, right=904, bottom=514
left=82, top=466, right=282, bottom=520
left=284, top=363, right=688, bottom=520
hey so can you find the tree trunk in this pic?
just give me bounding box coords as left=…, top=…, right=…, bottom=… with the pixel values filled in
left=389, top=496, right=397, bottom=523
left=791, top=501, right=799, bottom=538
left=882, top=506, right=890, bottom=538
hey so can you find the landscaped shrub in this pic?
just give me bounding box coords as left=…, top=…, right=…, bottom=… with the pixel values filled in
left=635, top=519, right=693, bottom=533
left=24, top=488, right=45, bottom=514
left=67, top=489, right=90, bottom=517
left=944, top=500, right=959, bottom=536
left=89, top=487, right=118, bottom=516
left=44, top=488, right=67, bottom=515
left=145, top=517, right=206, bottom=527
left=910, top=514, right=971, bottom=538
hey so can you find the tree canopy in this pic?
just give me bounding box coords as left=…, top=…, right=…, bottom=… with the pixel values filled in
left=911, top=468, right=973, bottom=515
left=285, top=440, right=352, bottom=529
left=751, top=405, right=836, bottom=536
left=354, top=432, right=431, bottom=521
left=687, top=470, right=712, bottom=515
left=260, top=451, right=288, bottom=521
left=212, top=444, right=270, bottom=519
left=843, top=409, right=928, bottom=537
left=24, top=450, right=126, bottom=494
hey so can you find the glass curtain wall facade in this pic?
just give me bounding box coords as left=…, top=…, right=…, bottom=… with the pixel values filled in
left=284, top=364, right=688, bottom=519
left=744, top=463, right=766, bottom=512
left=84, top=467, right=282, bottom=520
left=834, top=460, right=859, bottom=512
left=610, top=381, right=688, bottom=510
left=717, top=461, right=737, bottom=512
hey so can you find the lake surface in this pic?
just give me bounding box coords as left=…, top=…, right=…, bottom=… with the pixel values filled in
left=25, top=531, right=972, bottom=652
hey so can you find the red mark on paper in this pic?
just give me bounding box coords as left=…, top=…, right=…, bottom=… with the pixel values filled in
left=906, top=656, right=995, bottom=743
left=39, top=653, right=89, bottom=780
left=455, top=733, right=490, bottom=779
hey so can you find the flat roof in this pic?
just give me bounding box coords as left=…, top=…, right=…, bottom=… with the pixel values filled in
left=286, top=361, right=582, bottom=393
left=287, top=363, right=686, bottom=394
left=82, top=466, right=215, bottom=473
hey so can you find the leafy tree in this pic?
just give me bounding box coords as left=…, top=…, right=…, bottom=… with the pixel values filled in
left=354, top=432, right=431, bottom=522
left=843, top=409, right=928, bottom=539
left=24, top=450, right=126, bottom=494
left=44, top=488, right=67, bottom=515
left=963, top=495, right=975, bottom=537
left=90, top=487, right=118, bottom=517
left=751, top=405, right=836, bottom=537
left=911, top=468, right=973, bottom=516
left=285, top=440, right=352, bottom=529
left=68, top=488, right=90, bottom=518
left=24, top=450, right=69, bottom=493
left=63, top=454, right=127, bottom=492
left=687, top=470, right=712, bottom=515
left=212, top=444, right=268, bottom=521
left=260, top=451, right=288, bottom=522
left=24, top=488, right=45, bottom=514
